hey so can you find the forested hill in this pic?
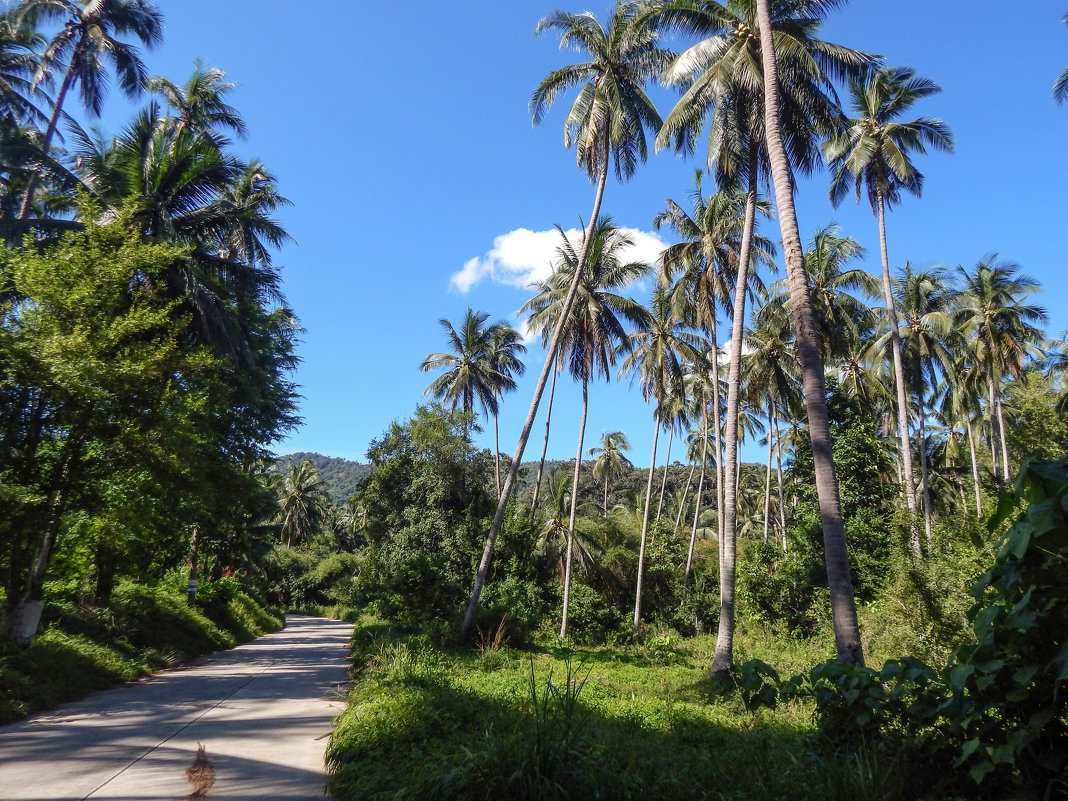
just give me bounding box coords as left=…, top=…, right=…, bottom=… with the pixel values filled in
left=275, top=452, right=371, bottom=504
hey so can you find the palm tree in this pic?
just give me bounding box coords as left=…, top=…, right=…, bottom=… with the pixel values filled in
left=618, top=286, right=705, bottom=633
left=14, top=0, right=163, bottom=217
left=521, top=217, right=650, bottom=637
left=954, top=256, right=1047, bottom=485
left=146, top=58, right=248, bottom=143
left=276, top=460, right=330, bottom=547
left=649, top=0, right=872, bottom=673
left=754, top=0, right=863, bottom=667
left=824, top=65, right=954, bottom=552
left=589, top=430, right=633, bottom=517
left=421, top=308, right=511, bottom=437
left=462, top=1, right=670, bottom=637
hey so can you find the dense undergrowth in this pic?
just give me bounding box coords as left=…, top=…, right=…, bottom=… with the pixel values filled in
left=326, top=617, right=913, bottom=801
left=0, top=575, right=283, bottom=723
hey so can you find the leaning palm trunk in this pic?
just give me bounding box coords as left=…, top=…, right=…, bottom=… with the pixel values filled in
left=710, top=158, right=757, bottom=674
left=683, top=393, right=709, bottom=590
left=753, top=0, right=863, bottom=667
left=560, top=380, right=589, bottom=637
left=19, top=66, right=76, bottom=218
left=632, top=411, right=661, bottom=633
left=676, top=461, right=697, bottom=530
left=966, top=415, right=983, bottom=515
left=877, top=196, right=921, bottom=556
left=531, top=364, right=559, bottom=510
left=461, top=148, right=610, bottom=638
left=775, top=413, right=787, bottom=551
left=655, top=426, right=673, bottom=523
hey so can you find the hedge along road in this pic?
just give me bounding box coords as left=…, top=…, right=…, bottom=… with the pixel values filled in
left=0, top=615, right=353, bottom=801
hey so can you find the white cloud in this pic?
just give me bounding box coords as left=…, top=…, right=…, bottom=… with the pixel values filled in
left=451, top=225, right=666, bottom=293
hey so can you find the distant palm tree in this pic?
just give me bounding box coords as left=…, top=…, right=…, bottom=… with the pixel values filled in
left=589, top=430, right=632, bottom=518
left=618, top=286, right=705, bottom=633
left=824, top=65, right=954, bottom=552
left=277, top=460, right=329, bottom=547
left=486, top=324, right=526, bottom=498
left=14, top=0, right=164, bottom=217
left=146, top=58, right=248, bottom=143
left=421, top=308, right=512, bottom=437
left=954, top=256, right=1047, bottom=484
left=462, top=0, right=670, bottom=637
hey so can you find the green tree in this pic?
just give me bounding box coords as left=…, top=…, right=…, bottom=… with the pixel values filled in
left=146, top=58, right=248, bottom=143
left=462, top=0, right=669, bottom=637
left=589, top=430, right=633, bottom=518
left=276, top=459, right=330, bottom=547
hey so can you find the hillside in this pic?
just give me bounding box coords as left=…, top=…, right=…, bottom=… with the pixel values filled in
left=275, top=452, right=371, bottom=504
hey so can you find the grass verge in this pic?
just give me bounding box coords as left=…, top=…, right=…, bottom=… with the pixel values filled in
left=0, top=577, right=283, bottom=723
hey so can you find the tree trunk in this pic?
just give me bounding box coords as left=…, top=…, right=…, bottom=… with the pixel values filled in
left=710, top=154, right=757, bottom=675
left=966, top=414, right=983, bottom=515
left=603, top=474, right=610, bottom=518
left=876, top=197, right=920, bottom=556
left=676, top=461, right=697, bottom=530
left=632, top=411, right=660, bottom=634
left=753, top=0, right=863, bottom=667
left=655, top=425, right=673, bottom=523
left=19, top=66, right=75, bottom=219
left=762, top=397, right=775, bottom=544
left=461, top=143, right=610, bottom=638
left=996, top=396, right=1011, bottom=482
left=710, top=329, right=724, bottom=547
left=987, top=377, right=999, bottom=483
left=560, top=380, right=589, bottom=637
left=531, top=364, right=559, bottom=510
left=775, top=408, right=787, bottom=551
left=683, top=393, right=709, bottom=591
left=918, top=397, right=933, bottom=549
left=187, top=526, right=201, bottom=607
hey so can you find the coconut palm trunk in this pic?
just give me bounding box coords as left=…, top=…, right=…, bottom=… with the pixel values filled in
left=655, top=425, right=674, bottom=522
left=710, top=160, right=757, bottom=674
left=461, top=142, right=609, bottom=638
left=996, top=397, right=1011, bottom=482
left=775, top=414, right=787, bottom=550
left=753, top=0, right=863, bottom=666
left=560, top=379, right=589, bottom=637
left=633, top=411, right=661, bottom=633
left=683, top=393, right=709, bottom=590
left=676, top=461, right=697, bottom=530
left=18, top=67, right=75, bottom=218
left=966, top=415, right=982, bottom=515
left=877, top=195, right=921, bottom=555
left=762, top=398, right=775, bottom=543
left=918, top=397, right=933, bottom=547
left=530, top=364, right=559, bottom=510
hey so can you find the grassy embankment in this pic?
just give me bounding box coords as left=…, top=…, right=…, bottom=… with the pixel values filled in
left=0, top=576, right=283, bottom=723
left=326, top=617, right=918, bottom=801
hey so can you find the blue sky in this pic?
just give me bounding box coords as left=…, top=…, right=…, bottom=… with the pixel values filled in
left=91, top=1, right=1067, bottom=467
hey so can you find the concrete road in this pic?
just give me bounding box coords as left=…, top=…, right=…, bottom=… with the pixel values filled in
left=0, top=615, right=353, bottom=801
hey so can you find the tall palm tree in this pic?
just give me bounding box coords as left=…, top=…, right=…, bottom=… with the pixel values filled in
left=420, top=308, right=513, bottom=437
left=754, top=0, right=863, bottom=667
left=276, top=459, right=329, bottom=547
left=649, top=0, right=872, bottom=673
left=954, top=256, right=1047, bottom=485
left=589, top=430, right=633, bottom=517
left=14, top=0, right=163, bottom=217
left=618, top=286, right=705, bottom=633
left=824, top=65, right=954, bottom=552
left=462, top=1, right=670, bottom=637
left=521, top=217, right=650, bottom=637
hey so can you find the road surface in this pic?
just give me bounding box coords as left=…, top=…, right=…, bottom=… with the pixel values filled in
left=0, top=615, right=353, bottom=800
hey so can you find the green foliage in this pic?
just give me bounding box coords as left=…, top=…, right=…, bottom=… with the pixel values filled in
left=739, top=459, right=1068, bottom=799
left=274, top=451, right=371, bottom=504
left=355, top=405, right=494, bottom=624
